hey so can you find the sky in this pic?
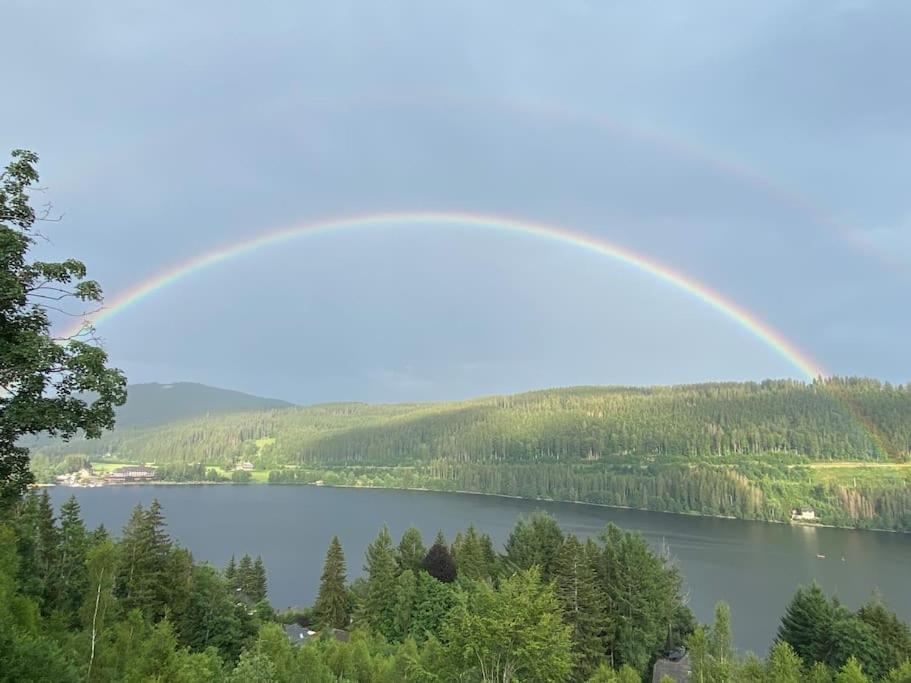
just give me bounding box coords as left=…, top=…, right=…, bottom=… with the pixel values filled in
left=3, top=0, right=910, bottom=404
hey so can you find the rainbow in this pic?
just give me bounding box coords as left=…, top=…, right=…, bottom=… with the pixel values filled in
left=63, top=211, right=826, bottom=380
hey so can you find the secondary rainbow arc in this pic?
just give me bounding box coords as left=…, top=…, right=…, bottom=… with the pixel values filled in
left=64, top=211, right=826, bottom=380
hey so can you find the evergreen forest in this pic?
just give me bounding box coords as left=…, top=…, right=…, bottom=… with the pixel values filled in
left=31, top=379, right=911, bottom=531
left=3, top=493, right=910, bottom=682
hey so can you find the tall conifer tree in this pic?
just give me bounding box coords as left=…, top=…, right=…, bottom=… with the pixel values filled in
left=777, top=582, right=836, bottom=666
left=116, top=500, right=173, bottom=619
left=503, top=511, right=564, bottom=580
left=455, top=525, right=488, bottom=581
left=237, top=554, right=254, bottom=597
left=362, top=525, right=397, bottom=636
left=55, top=495, right=89, bottom=618
left=552, top=533, right=605, bottom=677
left=314, top=536, right=349, bottom=629
left=396, top=527, right=426, bottom=574
left=251, top=556, right=267, bottom=602
left=225, top=555, right=237, bottom=588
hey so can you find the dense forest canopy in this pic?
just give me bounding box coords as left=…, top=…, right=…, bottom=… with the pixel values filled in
left=4, top=495, right=909, bottom=682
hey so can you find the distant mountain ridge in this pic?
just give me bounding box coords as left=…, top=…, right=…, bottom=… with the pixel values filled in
left=115, top=382, right=294, bottom=428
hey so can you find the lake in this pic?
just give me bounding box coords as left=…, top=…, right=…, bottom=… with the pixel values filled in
left=49, top=484, right=911, bottom=655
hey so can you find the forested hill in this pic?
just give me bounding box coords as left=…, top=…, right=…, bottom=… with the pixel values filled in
left=33, top=379, right=911, bottom=530
left=112, top=382, right=294, bottom=428
left=36, top=378, right=911, bottom=464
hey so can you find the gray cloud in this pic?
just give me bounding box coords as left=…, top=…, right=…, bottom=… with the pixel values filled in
left=3, top=0, right=909, bottom=401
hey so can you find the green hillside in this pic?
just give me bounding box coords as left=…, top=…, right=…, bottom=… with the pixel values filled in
left=33, top=378, right=911, bottom=530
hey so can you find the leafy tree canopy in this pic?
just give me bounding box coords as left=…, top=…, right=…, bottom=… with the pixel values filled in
left=0, top=149, right=125, bottom=507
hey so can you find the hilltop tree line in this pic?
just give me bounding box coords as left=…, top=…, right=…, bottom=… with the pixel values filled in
left=33, top=380, right=911, bottom=469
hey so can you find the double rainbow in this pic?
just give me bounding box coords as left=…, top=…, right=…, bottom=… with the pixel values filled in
left=64, top=211, right=825, bottom=380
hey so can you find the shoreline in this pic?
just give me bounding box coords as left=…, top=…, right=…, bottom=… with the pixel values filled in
left=301, top=483, right=903, bottom=534
left=50, top=479, right=904, bottom=535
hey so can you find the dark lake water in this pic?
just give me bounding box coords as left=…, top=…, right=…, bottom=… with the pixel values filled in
left=49, top=485, right=910, bottom=655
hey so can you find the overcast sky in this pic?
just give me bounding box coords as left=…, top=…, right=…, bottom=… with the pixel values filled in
left=3, top=1, right=910, bottom=403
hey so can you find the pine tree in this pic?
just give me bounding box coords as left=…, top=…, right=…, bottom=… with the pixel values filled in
left=503, top=511, right=564, bottom=580
left=175, top=564, right=251, bottom=662
left=830, top=608, right=888, bottom=680
left=597, top=524, right=689, bottom=672
left=450, top=531, right=464, bottom=566
left=391, top=569, right=417, bottom=642
left=455, top=525, right=488, bottom=581
left=396, top=527, right=426, bottom=574
left=14, top=489, right=60, bottom=611
left=362, top=525, right=398, bottom=636
left=777, top=583, right=834, bottom=665
left=835, top=657, right=869, bottom=683
left=116, top=500, right=173, bottom=619
left=739, top=652, right=765, bottom=682
left=315, top=536, right=349, bottom=629
left=88, top=523, right=109, bottom=547
left=422, top=542, right=457, bottom=583
left=36, top=489, right=59, bottom=593
left=806, top=661, right=835, bottom=683
left=766, top=640, right=803, bottom=683
left=552, top=534, right=605, bottom=678
left=709, top=601, right=734, bottom=679
left=54, top=495, right=89, bottom=619
left=146, top=500, right=172, bottom=573
left=479, top=533, right=498, bottom=579
left=857, top=595, right=911, bottom=673
left=237, top=554, right=253, bottom=596
left=225, top=555, right=237, bottom=588
left=251, top=556, right=267, bottom=602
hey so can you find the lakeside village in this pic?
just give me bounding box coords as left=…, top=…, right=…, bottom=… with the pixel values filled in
left=52, top=460, right=255, bottom=487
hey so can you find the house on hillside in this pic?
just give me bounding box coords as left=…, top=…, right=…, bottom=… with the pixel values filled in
left=282, top=625, right=348, bottom=646
left=104, top=466, right=156, bottom=482
left=283, top=624, right=315, bottom=646
left=234, top=461, right=254, bottom=472
left=791, top=507, right=817, bottom=521
left=652, top=651, right=691, bottom=682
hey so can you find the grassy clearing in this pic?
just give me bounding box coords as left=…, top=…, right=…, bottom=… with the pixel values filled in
left=806, top=461, right=911, bottom=469
left=807, top=462, right=911, bottom=486
left=90, top=461, right=137, bottom=473
left=208, top=466, right=270, bottom=482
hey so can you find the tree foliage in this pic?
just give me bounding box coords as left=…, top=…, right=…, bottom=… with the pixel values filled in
left=421, top=541, right=457, bottom=583
left=0, top=150, right=126, bottom=507
left=2, top=493, right=910, bottom=682
left=441, top=567, right=574, bottom=682
left=314, top=536, right=349, bottom=629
